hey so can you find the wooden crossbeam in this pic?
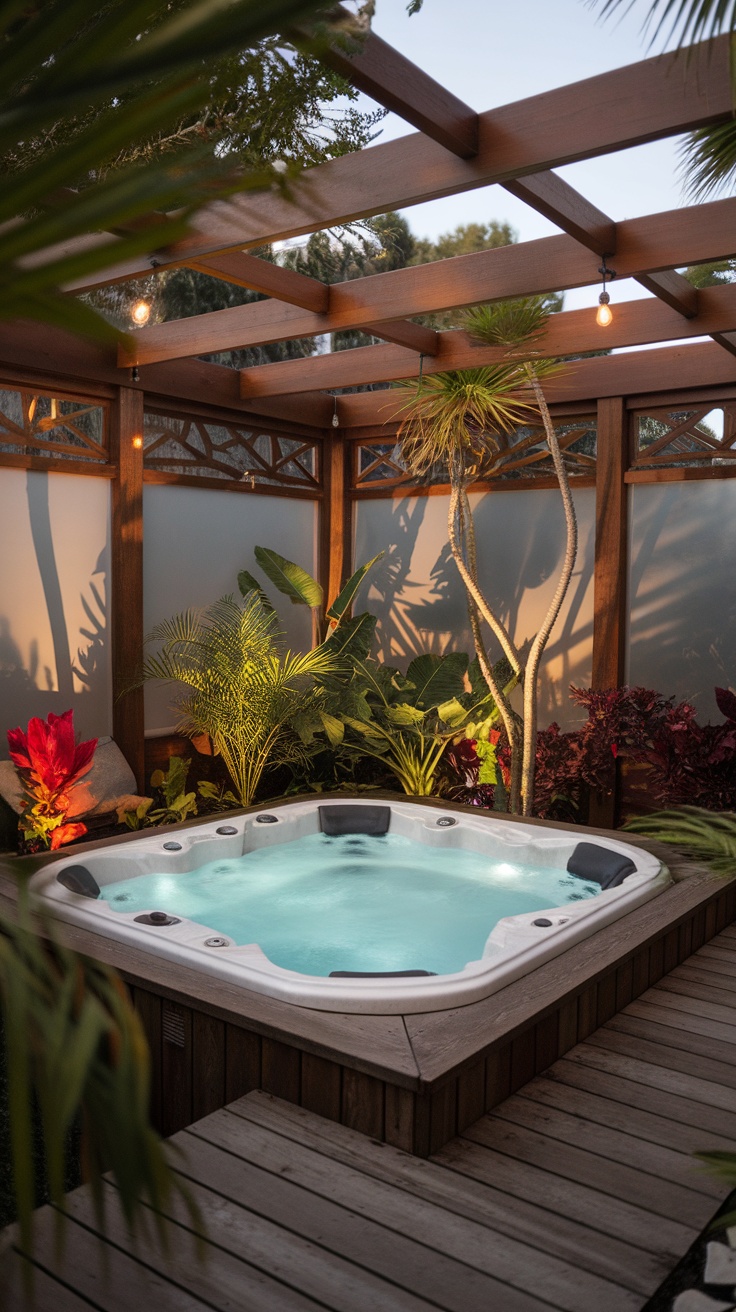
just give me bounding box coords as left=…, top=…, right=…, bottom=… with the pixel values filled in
left=712, top=331, right=736, bottom=359
left=291, top=7, right=479, bottom=158
left=188, top=252, right=330, bottom=313
left=239, top=284, right=736, bottom=397
left=188, top=252, right=436, bottom=354
left=501, top=173, right=616, bottom=255
left=119, top=197, right=736, bottom=367
left=64, top=34, right=731, bottom=292
left=336, top=339, right=736, bottom=427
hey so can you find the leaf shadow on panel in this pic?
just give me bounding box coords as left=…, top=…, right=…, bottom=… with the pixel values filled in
left=628, top=486, right=736, bottom=711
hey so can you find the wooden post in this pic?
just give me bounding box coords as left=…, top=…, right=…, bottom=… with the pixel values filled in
left=590, top=396, right=627, bottom=827
left=110, top=386, right=145, bottom=788
left=319, top=432, right=352, bottom=626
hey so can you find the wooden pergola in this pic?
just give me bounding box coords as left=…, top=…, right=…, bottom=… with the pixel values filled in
left=2, top=21, right=736, bottom=813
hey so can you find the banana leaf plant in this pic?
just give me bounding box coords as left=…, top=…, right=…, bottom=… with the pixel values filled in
left=331, top=651, right=516, bottom=797
left=238, top=545, right=384, bottom=647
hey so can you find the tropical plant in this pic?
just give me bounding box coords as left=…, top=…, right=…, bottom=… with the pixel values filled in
left=238, top=544, right=383, bottom=645
left=625, top=806, right=736, bottom=874
left=7, top=710, right=97, bottom=852
left=592, top=0, right=736, bottom=199
left=119, top=756, right=198, bottom=830
left=140, top=594, right=336, bottom=806
left=1, top=885, right=200, bottom=1271
left=394, top=296, right=570, bottom=816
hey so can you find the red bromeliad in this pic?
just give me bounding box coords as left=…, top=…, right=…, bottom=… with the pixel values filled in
left=7, top=710, right=97, bottom=850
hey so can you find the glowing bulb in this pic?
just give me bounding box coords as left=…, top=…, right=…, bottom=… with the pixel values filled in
left=131, top=299, right=151, bottom=326
left=132, top=435, right=143, bottom=449
left=596, top=294, right=613, bottom=327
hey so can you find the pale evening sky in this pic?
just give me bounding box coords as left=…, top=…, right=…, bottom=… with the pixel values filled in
left=350, top=0, right=701, bottom=320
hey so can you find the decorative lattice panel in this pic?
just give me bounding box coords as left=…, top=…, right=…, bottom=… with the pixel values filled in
left=631, top=404, right=736, bottom=470
left=353, top=417, right=596, bottom=491
left=0, top=387, right=108, bottom=462
left=143, top=412, right=320, bottom=489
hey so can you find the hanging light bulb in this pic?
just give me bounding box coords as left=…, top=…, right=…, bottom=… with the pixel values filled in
left=596, top=293, right=613, bottom=327
left=131, top=299, right=151, bottom=326
left=596, top=256, right=616, bottom=327
left=332, top=396, right=339, bottom=428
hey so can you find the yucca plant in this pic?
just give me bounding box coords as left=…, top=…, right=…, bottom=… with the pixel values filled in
left=395, top=297, right=570, bottom=815
left=465, top=298, right=574, bottom=817
left=141, top=594, right=336, bottom=806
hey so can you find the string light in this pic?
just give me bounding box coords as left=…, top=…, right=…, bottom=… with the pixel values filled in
left=132, top=436, right=143, bottom=449
left=596, top=256, right=616, bottom=327
left=131, top=299, right=151, bottom=326
left=332, top=395, right=339, bottom=428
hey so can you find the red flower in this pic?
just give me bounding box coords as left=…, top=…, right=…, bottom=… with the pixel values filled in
left=8, top=710, right=96, bottom=808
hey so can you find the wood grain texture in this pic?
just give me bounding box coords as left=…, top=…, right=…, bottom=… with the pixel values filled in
left=110, top=386, right=144, bottom=787
left=120, top=198, right=736, bottom=366
left=69, top=35, right=732, bottom=287
left=237, top=281, right=736, bottom=397
left=592, top=396, right=627, bottom=701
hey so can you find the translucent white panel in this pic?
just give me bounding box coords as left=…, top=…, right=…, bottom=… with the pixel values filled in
left=0, top=469, right=111, bottom=751
left=143, top=486, right=318, bottom=732
left=628, top=482, right=736, bottom=716
left=354, top=487, right=595, bottom=731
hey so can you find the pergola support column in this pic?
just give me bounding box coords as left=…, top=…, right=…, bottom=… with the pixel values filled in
left=110, top=386, right=145, bottom=788
left=319, top=431, right=352, bottom=635
left=590, top=396, right=628, bottom=827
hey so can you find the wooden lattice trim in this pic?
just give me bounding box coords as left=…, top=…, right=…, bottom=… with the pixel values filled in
left=0, top=387, right=108, bottom=462
left=352, top=417, right=596, bottom=492
left=142, top=410, right=321, bottom=490
left=631, top=402, right=736, bottom=469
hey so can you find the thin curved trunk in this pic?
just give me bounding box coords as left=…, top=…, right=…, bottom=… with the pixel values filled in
left=449, top=482, right=522, bottom=812
left=520, top=369, right=578, bottom=815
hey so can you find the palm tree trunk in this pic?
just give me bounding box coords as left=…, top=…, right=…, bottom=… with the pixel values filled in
left=449, top=482, right=523, bottom=812
left=520, top=368, right=578, bottom=815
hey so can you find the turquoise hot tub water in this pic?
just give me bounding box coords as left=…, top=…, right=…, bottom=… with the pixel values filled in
left=100, top=831, right=600, bottom=978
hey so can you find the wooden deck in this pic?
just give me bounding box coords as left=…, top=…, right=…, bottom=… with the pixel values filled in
left=6, top=925, right=736, bottom=1311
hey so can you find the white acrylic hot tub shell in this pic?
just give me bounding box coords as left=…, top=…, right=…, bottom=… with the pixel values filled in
left=33, top=798, right=670, bottom=1014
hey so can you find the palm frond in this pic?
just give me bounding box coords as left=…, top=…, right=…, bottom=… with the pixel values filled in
left=680, top=120, right=736, bottom=199
left=589, top=0, right=736, bottom=48
left=625, top=806, right=736, bottom=874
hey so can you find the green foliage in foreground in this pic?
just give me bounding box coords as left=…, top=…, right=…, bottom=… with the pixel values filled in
left=0, top=889, right=199, bottom=1263
left=625, top=806, right=736, bottom=876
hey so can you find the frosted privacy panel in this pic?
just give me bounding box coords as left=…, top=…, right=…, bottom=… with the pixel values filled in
left=354, top=487, right=595, bottom=731
left=628, top=481, right=736, bottom=713
left=143, top=486, right=318, bottom=731
left=0, top=469, right=111, bottom=752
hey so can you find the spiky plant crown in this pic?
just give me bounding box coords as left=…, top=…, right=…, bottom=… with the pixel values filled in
left=464, top=297, right=566, bottom=383
left=393, top=365, right=537, bottom=479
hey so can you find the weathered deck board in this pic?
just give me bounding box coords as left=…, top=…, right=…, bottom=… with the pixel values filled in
left=6, top=928, right=736, bottom=1311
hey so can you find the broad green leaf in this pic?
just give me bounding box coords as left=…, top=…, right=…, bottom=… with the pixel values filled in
left=386, top=703, right=425, bottom=727
left=323, top=612, right=376, bottom=662
left=437, top=696, right=469, bottom=727
left=319, top=711, right=345, bottom=747
left=405, top=651, right=469, bottom=709
left=326, top=552, right=384, bottom=624
left=237, top=570, right=274, bottom=612
left=254, top=546, right=323, bottom=607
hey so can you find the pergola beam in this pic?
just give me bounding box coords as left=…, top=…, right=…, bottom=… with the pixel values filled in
left=63, top=34, right=731, bottom=293
left=239, top=284, right=736, bottom=397
left=119, top=197, right=736, bottom=367
left=336, top=339, right=736, bottom=427
left=290, top=6, right=479, bottom=158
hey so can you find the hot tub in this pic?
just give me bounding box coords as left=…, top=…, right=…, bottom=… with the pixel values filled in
left=33, top=798, right=669, bottom=1014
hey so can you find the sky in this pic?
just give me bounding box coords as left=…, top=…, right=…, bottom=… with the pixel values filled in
left=347, top=0, right=699, bottom=319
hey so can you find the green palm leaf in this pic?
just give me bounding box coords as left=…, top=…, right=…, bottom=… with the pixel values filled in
left=625, top=806, right=736, bottom=875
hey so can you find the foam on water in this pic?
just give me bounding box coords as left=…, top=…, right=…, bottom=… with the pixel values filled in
left=101, top=832, right=599, bottom=977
